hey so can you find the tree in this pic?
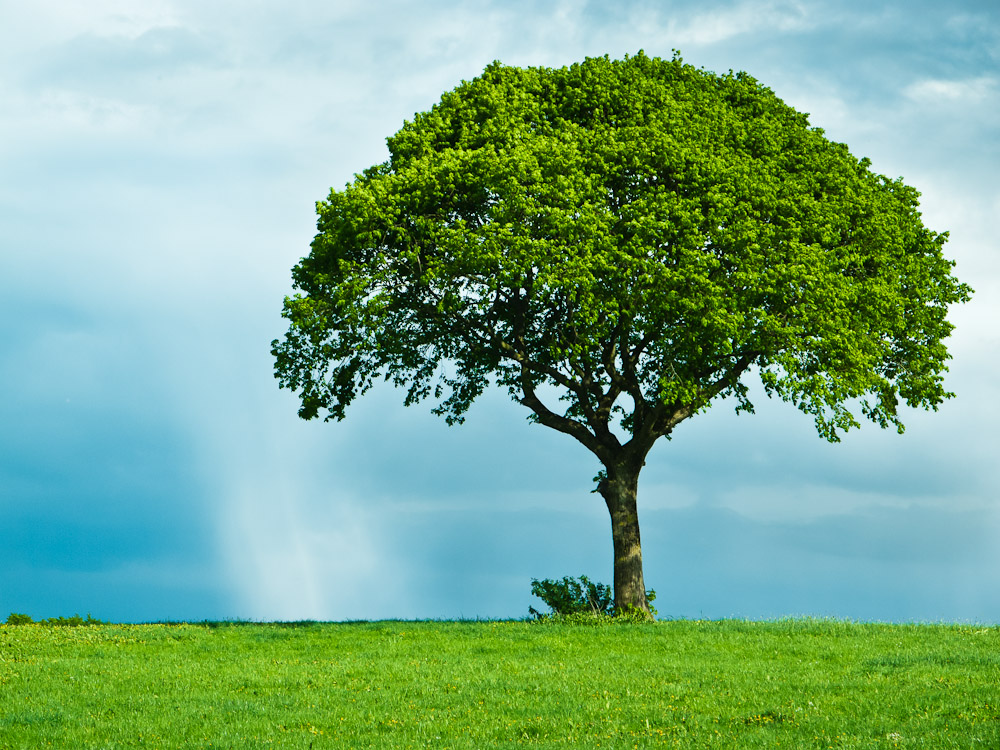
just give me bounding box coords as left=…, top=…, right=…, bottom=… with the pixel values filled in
left=272, top=52, right=972, bottom=616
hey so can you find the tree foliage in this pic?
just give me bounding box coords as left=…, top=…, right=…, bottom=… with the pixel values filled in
left=274, top=52, right=969, bottom=448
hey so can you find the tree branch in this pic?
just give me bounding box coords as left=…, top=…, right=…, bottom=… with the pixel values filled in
left=518, top=372, right=614, bottom=464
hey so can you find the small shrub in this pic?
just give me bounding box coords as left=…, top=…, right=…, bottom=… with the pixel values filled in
left=42, top=614, right=105, bottom=627
left=4, top=613, right=105, bottom=627
left=528, top=576, right=658, bottom=620
left=529, top=575, right=613, bottom=618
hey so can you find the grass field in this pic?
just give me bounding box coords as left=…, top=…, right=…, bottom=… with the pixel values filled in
left=1, top=618, right=997, bottom=749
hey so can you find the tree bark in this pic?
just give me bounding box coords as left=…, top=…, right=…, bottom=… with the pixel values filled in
left=598, top=463, right=651, bottom=617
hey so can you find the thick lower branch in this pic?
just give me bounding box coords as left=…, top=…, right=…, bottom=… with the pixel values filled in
left=519, top=377, right=616, bottom=463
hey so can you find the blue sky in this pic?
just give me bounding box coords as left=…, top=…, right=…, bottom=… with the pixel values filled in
left=1, top=0, right=997, bottom=623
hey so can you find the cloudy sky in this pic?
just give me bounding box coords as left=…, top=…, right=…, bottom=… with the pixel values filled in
left=1, top=0, right=997, bottom=624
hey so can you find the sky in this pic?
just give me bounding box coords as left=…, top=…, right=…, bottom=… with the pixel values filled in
left=1, top=0, right=998, bottom=624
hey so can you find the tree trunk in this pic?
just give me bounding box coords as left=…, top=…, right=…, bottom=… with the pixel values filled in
left=598, top=464, right=651, bottom=617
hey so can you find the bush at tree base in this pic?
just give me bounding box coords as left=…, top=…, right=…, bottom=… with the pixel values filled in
left=529, top=575, right=656, bottom=620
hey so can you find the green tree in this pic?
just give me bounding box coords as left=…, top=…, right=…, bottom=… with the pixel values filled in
left=272, top=52, right=971, bottom=616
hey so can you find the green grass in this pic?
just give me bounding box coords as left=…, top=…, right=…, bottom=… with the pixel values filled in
left=1, top=619, right=997, bottom=748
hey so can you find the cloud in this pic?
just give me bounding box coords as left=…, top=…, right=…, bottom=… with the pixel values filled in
left=0, top=0, right=180, bottom=49
left=904, top=76, right=999, bottom=104
left=666, top=0, right=812, bottom=46
left=34, top=26, right=221, bottom=85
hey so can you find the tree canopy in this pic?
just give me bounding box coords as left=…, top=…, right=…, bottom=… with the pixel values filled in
left=272, top=52, right=972, bottom=613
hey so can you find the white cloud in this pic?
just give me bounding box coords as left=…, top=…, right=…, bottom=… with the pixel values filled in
left=0, top=0, right=180, bottom=51
left=23, top=88, right=154, bottom=136
left=904, top=76, right=999, bottom=104
left=667, top=0, right=813, bottom=46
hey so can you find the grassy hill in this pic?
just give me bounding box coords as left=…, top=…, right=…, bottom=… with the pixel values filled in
left=1, top=618, right=997, bottom=748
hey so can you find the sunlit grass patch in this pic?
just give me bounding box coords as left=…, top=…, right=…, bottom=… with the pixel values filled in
left=1, top=618, right=998, bottom=748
